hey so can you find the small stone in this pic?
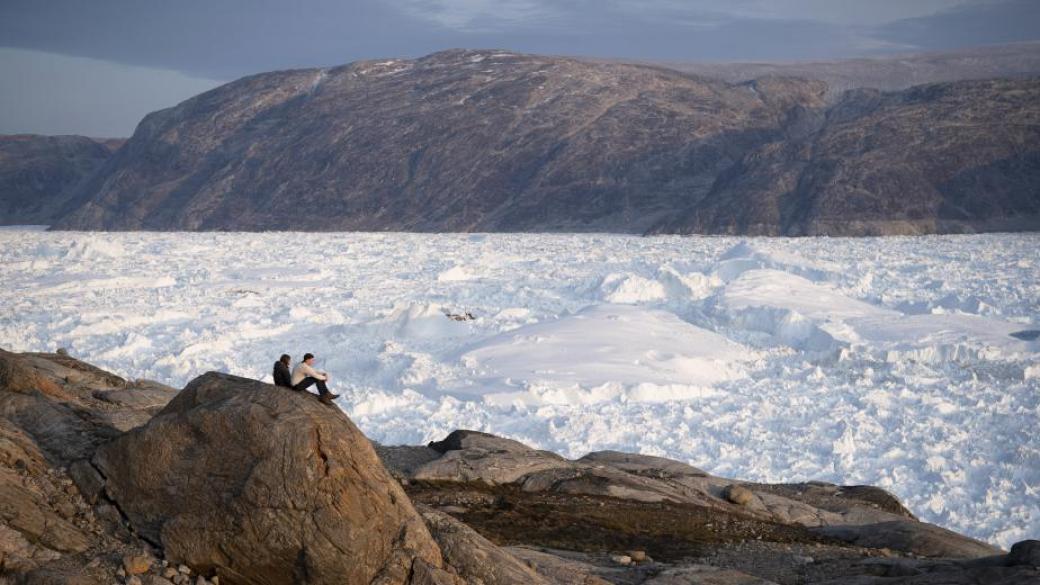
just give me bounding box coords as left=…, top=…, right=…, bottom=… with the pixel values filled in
left=627, top=550, right=647, bottom=562
left=611, top=555, right=632, bottom=566
left=173, top=576, right=189, bottom=585
left=195, top=577, right=208, bottom=585
left=879, top=547, right=895, bottom=557
left=178, top=565, right=192, bottom=575
left=163, top=568, right=178, bottom=579
left=123, top=553, right=154, bottom=575
left=117, top=568, right=126, bottom=578
left=722, top=484, right=755, bottom=506
left=793, top=555, right=814, bottom=565
left=126, top=577, right=143, bottom=585
left=56, top=347, right=69, bottom=356
left=55, top=500, right=78, bottom=519
left=211, top=578, right=220, bottom=585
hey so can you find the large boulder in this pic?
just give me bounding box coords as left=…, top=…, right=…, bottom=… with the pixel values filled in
left=94, top=372, right=448, bottom=585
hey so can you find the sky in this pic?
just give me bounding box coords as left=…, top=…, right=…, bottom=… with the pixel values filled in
left=1, top=0, right=1038, bottom=136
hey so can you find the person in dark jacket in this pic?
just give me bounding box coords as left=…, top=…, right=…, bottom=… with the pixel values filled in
left=273, top=354, right=293, bottom=388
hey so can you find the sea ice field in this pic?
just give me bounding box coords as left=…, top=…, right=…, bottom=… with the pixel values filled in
left=2, top=230, right=1038, bottom=548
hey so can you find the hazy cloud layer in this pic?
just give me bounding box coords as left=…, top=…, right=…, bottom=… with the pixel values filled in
left=2, top=0, right=1036, bottom=79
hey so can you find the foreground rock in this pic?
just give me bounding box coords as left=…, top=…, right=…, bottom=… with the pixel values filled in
left=1, top=349, right=1036, bottom=584
left=94, top=372, right=451, bottom=585
left=0, top=348, right=177, bottom=583
left=52, top=49, right=1040, bottom=236
left=386, top=430, right=923, bottom=532
left=380, top=430, right=1038, bottom=584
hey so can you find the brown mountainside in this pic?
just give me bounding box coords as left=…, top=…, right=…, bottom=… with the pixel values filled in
left=53, top=50, right=1040, bottom=235
left=0, top=134, right=113, bottom=226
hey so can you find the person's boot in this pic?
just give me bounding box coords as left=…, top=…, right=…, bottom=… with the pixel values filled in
left=319, top=393, right=335, bottom=405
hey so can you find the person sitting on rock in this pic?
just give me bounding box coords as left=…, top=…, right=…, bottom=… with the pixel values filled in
left=273, top=354, right=293, bottom=388
left=292, top=353, right=339, bottom=403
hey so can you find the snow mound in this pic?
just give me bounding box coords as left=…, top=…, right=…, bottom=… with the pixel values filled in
left=599, top=273, right=668, bottom=303
left=715, top=241, right=840, bottom=283
left=599, top=268, right=719, bottom=305
left=453, top=304, right=755, bottom=403
left=437, top=265, right=476, bottom=282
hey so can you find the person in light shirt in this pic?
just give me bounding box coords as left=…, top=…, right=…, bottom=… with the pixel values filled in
left=291, top=352, right=339, bottom=404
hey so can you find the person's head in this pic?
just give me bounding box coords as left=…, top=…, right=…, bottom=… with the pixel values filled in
left=303, top=353, right=315, bottom=364
left=279, top=354, right=290, bottom=365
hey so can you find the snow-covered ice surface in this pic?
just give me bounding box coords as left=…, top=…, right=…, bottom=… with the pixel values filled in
left=2, top=231, right=1038, bottom=548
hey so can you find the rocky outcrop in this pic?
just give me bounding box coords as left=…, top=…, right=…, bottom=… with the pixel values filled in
left=51, top=49, right=1040, bottom=236
left=0, top=348, right=178, bottom=583
left=1, top=350, right=1036, bottom=584
left=385, top=429, right=1039, bottom=584
left=393, top=430, right=920, bottom=532
left=0, top=135, right=113, bottom=226
left=93, top=372, right=450, bottom=585
left=419, top=506, right=550, bottom=585
left=814, top=521, right=1002, bottom=559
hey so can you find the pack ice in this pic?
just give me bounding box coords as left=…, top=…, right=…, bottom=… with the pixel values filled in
left=1, top=230, right=1037, bottom=549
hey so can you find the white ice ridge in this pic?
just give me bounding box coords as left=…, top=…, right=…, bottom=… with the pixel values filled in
left=451, top=304, right=754, bottom=405
left=718, top=268, right=1038, bottom=361
left=1, top=230, right=1037, bottom=549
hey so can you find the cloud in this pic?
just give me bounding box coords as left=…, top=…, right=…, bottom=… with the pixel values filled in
left=391, top=0, right=561, bottom=31
left=388, top=0, right=992, bottom=31
left=682, top=0, right=982, bottom=26
left=874, top=0, right=1040, bottom=50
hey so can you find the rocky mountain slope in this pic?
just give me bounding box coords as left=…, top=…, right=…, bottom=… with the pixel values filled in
left=52, top=49, right=1040, bottom=236
left=0, top=135, right=114, bottom=226
left=1, top=347, right=1037, bottom=584
left=652, top=78, right=1040, bottom=236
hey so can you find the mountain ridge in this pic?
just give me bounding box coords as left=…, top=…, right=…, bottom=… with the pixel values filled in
left=0, top=134, right=113, bottom=225
left=9, top=48, right=1038, bottom=235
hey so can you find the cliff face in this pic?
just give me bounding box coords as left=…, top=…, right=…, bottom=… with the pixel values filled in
left=652, top=78, right=1040, bottom=236
left=0, top=134, right=113, bottom=225
left=53, top=50, right=1040, bottom=235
